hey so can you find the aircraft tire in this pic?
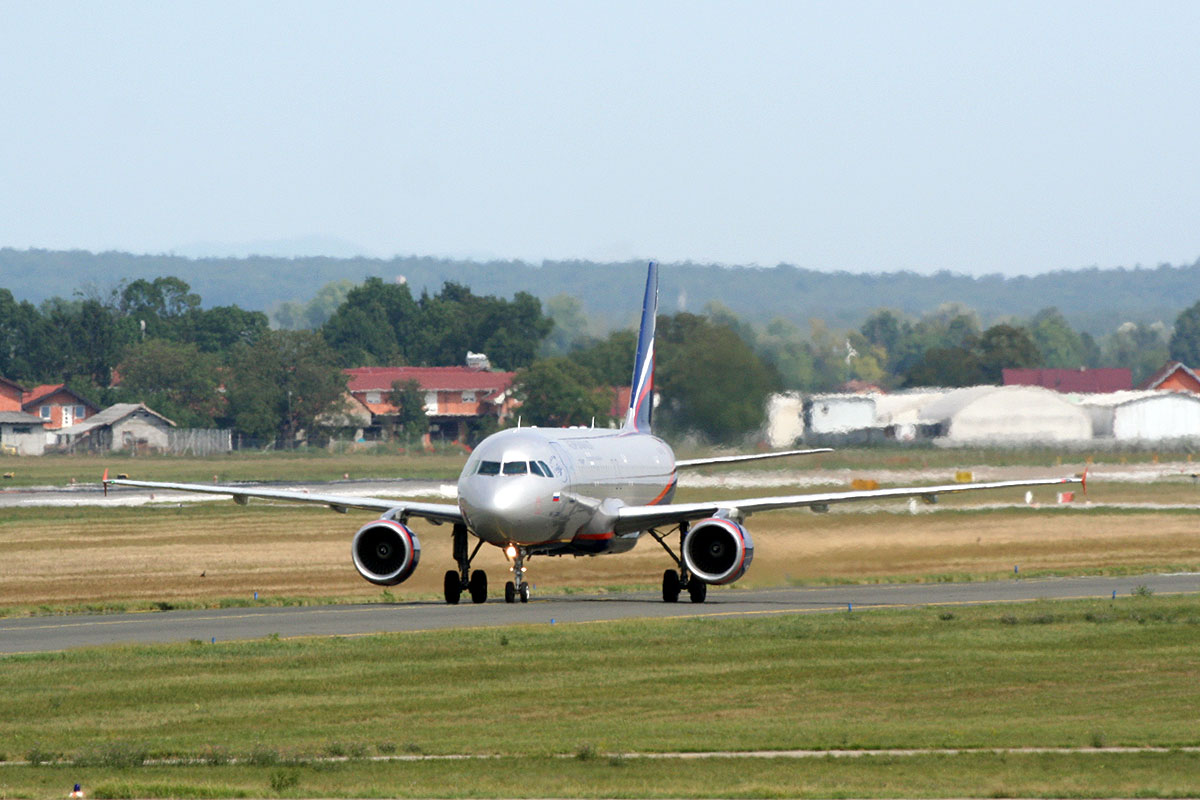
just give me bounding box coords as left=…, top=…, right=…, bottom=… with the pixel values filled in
left=519, top=583, right=530, bottom=603
left=688, top=579, right=708, bottom=604
left=444, top=570, right=462, bottom=605
left=504, top=581, right=516, bottom=604
left=662, top=569, right=681, bottom=603
left=469, top=570, right=488, bottom=604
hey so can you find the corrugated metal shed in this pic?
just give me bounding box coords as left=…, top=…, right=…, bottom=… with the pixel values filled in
left=807, top=393, right=875, bottom=435
left=0, top=411, right=47, bottom=455
left=57, top=403, right=176, bottom=452
left=1075, top=390, right=1200, bottom=440
left=765, top=392, right=805, bottom=448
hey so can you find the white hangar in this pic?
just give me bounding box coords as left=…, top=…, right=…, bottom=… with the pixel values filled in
left=918, top=386, right=1093, bottom=444
left=1076, top=390, right=1200, bottom=441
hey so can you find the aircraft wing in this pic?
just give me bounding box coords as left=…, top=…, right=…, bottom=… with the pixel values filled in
left=613, top=475, right=1082, bottom=533
left=675, top=448, right=833, bottom=468
left=104, top=477, right=465, bottom=524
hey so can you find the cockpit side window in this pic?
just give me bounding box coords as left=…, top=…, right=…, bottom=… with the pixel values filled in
left=529, top=460, right=547, bottom=477
left=477, top=461, right=501, bottom=475
left=502, top=461, right=528, bottom=475
left=537, top=460, right=554, bottom=477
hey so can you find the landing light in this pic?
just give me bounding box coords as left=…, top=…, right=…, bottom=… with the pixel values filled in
left=505, top=545, right=517, bottom=560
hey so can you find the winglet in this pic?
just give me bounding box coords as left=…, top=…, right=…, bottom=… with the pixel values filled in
left=624, top=261, right=658, bottom=433
left=1081, top=467, right=1088, bottom=495
left=102, top=468, right=109, bottom=497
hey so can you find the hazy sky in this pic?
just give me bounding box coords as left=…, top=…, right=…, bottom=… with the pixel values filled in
left=3, top=1, right=1199, bottom=275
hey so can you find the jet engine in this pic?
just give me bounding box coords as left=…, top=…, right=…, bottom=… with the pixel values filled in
left=351, top=519, right=422, bottom=585
left=681, top=518, right=754, bottom=585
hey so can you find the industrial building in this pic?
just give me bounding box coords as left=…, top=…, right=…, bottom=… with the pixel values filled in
left=918, top=386, right=1093, bottom=444
left=1078, top=391, right=1200, bottom=441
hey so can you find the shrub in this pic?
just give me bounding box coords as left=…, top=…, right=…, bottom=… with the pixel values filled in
left=72, top=742, right=148, bottom=768
left=268, top=769, right=299, bottom=793
left=245, top=745, right=280, bottom=766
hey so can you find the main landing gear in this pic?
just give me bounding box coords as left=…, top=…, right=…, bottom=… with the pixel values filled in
left=650, top=522, right=709, bottom=604
left=504, top=545, right=530, bottom=604
left=444, top=524, right=488, bottom=605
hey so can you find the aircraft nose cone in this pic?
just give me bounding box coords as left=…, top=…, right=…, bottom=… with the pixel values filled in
left=458, top=477, right=507, bottom=541
left=458, top=476, right=555, bottom=545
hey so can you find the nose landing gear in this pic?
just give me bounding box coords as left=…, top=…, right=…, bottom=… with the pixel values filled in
left=504, top=545, right=530, bottom=603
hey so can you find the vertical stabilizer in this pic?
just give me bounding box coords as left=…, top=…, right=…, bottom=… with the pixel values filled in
left=624, top=261, right=658, bottom=432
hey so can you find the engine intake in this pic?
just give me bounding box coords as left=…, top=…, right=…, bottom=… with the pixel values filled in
left=682, top=518, right=754, bottom=585
left=352, top=519, right=422, bottom=586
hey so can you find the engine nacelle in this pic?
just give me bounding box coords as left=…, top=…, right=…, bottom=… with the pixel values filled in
left=351, top=519, right=422, bottom=586
left=682, top=518, right=754, bottom=585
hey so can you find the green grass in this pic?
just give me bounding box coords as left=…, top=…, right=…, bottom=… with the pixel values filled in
left=0, top=448, right=468, bottom=487
left=4, top=444, right=1197, bottom=489
left=4, top=595, right=1200, bottom=760
left=4, top=752, right=1200, bottom=799
left=4, top=596, right=1200, bottom=797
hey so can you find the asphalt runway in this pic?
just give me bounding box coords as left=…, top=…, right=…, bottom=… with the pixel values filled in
left=3, top=572, right=1198, bottom=654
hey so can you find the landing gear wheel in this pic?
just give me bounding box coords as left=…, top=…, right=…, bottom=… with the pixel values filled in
left=469, top=570, right=488, bottom=604
left=505, top=581, right=516, bottom=604
left=662, top=569, right=682, bottom=603
left=519, top=583, right=530, bottom=603
left=688, top=579, right=708, bottom=604
left=443, top=570, right=462, bottom=605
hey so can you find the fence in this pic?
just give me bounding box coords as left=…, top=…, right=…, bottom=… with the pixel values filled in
left=166, top=429, right=233, bottom=456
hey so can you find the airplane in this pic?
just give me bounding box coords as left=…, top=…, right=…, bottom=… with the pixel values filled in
left=105, top=262, right=1082, bottom=605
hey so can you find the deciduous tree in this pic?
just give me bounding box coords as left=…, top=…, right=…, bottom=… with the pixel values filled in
left=514, top=358, right=610, bottom=428
left=224, top=331, right=347, bottom=446
left=388, top=378, right=428, bottom=438
left=1169, top=300, right=1200, bottom=366
left=119, top=339, right=222, bottom=426
left=656, top=313, right=778, bottom=443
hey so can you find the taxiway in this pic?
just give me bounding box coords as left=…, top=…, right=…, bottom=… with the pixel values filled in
left=2, top=572, right=1197, bottom=654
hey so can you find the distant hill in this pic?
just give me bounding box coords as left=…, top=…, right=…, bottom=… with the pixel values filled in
left=1, top=248, right=1196, bottom=335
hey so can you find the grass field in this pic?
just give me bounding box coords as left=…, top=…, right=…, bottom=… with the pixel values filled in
left=1, top=444, right=1197, bottom=488
left=0, top=449, right=469, bottom=488
left=2, top=596, right=1200, bottom=797
left=4, top=499, right=1200, bottom=616
left=5, top=752, right=1200, bottom=799
left=4, top=450, right=1200, bottom=797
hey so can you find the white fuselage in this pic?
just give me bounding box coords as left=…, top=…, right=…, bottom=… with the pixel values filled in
left=456, top=427, right=677, bottom=552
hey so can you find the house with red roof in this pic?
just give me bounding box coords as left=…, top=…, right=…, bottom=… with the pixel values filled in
left=21, top=384, right=100, bottom=430
left=1003, top=368, right=1131, bottom=393
left=0, top=376, right=25, bottom=412
left=342, top=366, right=518, bottom=443
left=1140, top=361, right=1200, bottom=394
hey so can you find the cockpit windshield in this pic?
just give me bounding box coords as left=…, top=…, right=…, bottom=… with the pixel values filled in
left=476, top=459, right=555, bottom=477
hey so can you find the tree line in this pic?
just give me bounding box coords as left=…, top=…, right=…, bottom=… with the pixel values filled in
left=4, top=272, right=1199, bottom=447
left=0, top=276, right=553, bottom=445
left=4, top=248, right=1200, bottom=338
left=527, top=293, right=1200, bottom=442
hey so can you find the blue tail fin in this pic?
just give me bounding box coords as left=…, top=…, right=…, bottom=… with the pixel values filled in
left=624, top=261, right=658, bottom=433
